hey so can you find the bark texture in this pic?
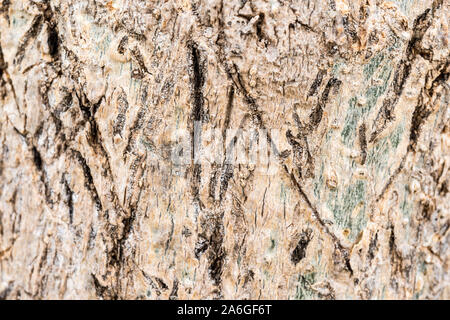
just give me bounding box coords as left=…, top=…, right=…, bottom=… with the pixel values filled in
left=0, top=0, right=449, bottom=299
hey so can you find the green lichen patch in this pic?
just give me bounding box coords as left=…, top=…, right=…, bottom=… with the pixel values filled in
left=364, top=53, right=385, bottom=81
left=313, top=162, right=325, bottom=200
left=390, top=122, right=405, bottom=149
left=367, top=136, right=390, bottom=175
left=341, top=63, right=392, bottom=147
left=400, top=185, right=413, bottom=218
left=293, top=272, right=317, bottom=300
left=326, top=181, right=368, bottom=241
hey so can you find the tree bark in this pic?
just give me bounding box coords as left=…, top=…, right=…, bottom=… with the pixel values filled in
left=0, top=0, right=448, bottom=299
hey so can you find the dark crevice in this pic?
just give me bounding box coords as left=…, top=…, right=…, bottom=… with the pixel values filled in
left=31, top=146, right=43, bottom=171
left=63, top=175, right=74, bottom=224
left=76, top=90, right=103, bottom=121
left=219, top=164, right=233, bottom=201
left=222, top=85, right=235, bottom=141
left=308, top=70, right=326, bottom=97
left=367, top=232, right=378, bottom=261
left=358, top=123, right=367, bottom=164
left=194, top=234, right=209, bottom=259
left=14, top=14, right=44, bottom=66
left=291, top=229, right=313, bottom=265
left=92, top=274, right=116, bottom=299
left=124, top=106, right=147, bottom=158
left=131, top=47, right=150, bottom=75
left=71, top=149, right=102, bottom=211
left=188, top=41, right=206, bottom=204
left=189, top=41, right=205, bottom=123
left=208, top=223, right=226, bottom=286
left=388, top=225, right=403, bottom=275
left=208, top=165, right=219, bottom=200
left=0, top=33, right=6, bottom=76
left=117, top=207, right=136, bottom=261
left=294, top=18, right=316, bottom=33
left=140, top=270, right=161, bottom=296
left=169, top=279, right=179, bottom=300
left=42, top=1, right=60, bottom=59
left=409, top=61, right=449, bottom=151
left=307, top=78, right=342, bottom=131
left=155, top=277, right=168, bottom=291
left=112, top=90, right=129, bottom=137
left=342, top=15, right=359, bottom=43
left=30, top=143, right=53, bottom=206
left=286, top=129, right=311, bottom=179
left=255, top=13, right=268, bottom=46
left=0, top=0, right=11, bottom=22
left=47, top=23, right=59, bottom=58
left=117, top=36, right=128, bottom=54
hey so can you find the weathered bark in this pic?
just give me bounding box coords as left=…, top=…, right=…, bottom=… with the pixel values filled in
left=0, top=0, right=448, bottom=299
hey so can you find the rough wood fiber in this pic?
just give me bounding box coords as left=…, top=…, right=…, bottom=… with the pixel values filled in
left=0, top=0, right=448, bottom=299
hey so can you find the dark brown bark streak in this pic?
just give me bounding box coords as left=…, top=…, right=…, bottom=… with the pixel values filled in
left=188, top=41, right=205, bottom=205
